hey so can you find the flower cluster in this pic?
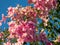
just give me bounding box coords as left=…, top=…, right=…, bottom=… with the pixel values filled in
left=28, top=0, right=57, bottom=25
left=8, top=20, right=36, bottom=44
left=0, top=0, right=57, bottom=45
left=7, top=6, right=37, bottom=21
left=28, top=0, right=56, bottom=15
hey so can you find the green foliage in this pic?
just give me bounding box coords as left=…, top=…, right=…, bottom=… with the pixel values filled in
left=3, top=29, right=10, bottom=39
left=10, top=38, right=17, bottom=43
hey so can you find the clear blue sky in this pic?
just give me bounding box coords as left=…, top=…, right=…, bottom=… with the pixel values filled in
left=0, top=0, right=33, bottom=30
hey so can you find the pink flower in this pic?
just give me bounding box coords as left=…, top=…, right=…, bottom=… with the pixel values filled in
left=17, top=38, right=24, bottom=45
left=28, top=0, right=36, bottom=3
left=28, top=0, right=32, bottom=3
left=0, top=21, right=2, bottom=26
left=0, top=32, right=3, bottom=38
left=6, top=41, right=11, bottom=45
left=8, top=20, right=36, bottom=42
left=46, top=41, right=53, bottom=45
left=8, top=7, right=15, bottom=17
left=1, top=14, right=6, bottom=23
left=7, top=34, right=16, bottom=39
left=8, top=21, right=18, bottom=36
left=8, top=21, right=16, bottom=27
left=38, top=31, right=48, bottom=42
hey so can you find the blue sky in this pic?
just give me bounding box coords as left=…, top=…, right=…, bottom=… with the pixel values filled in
left=0, top=0, right=31, bottom=16
left=0, top=0, right=33, bottom=30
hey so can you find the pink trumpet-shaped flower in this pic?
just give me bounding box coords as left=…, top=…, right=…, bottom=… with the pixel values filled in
left=0, top=14, right=6, bottom=26
left=0, top=32, right=3, bottom=38
left=0, top=21, right=2, bottom=26
left=8, top=7, right=15, bottom=17
left=6, top=41, right=11, bottom=45
left=2, top=14, right=6, bottom=22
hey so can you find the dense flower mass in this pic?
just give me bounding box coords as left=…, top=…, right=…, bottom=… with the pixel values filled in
left=28, top=0, right=57, bottom=18
left=28, top=0, right=57, bottom=26
left=0, top=0, right=57, bottom=45
left=8, top=21, right=36, bottom=43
